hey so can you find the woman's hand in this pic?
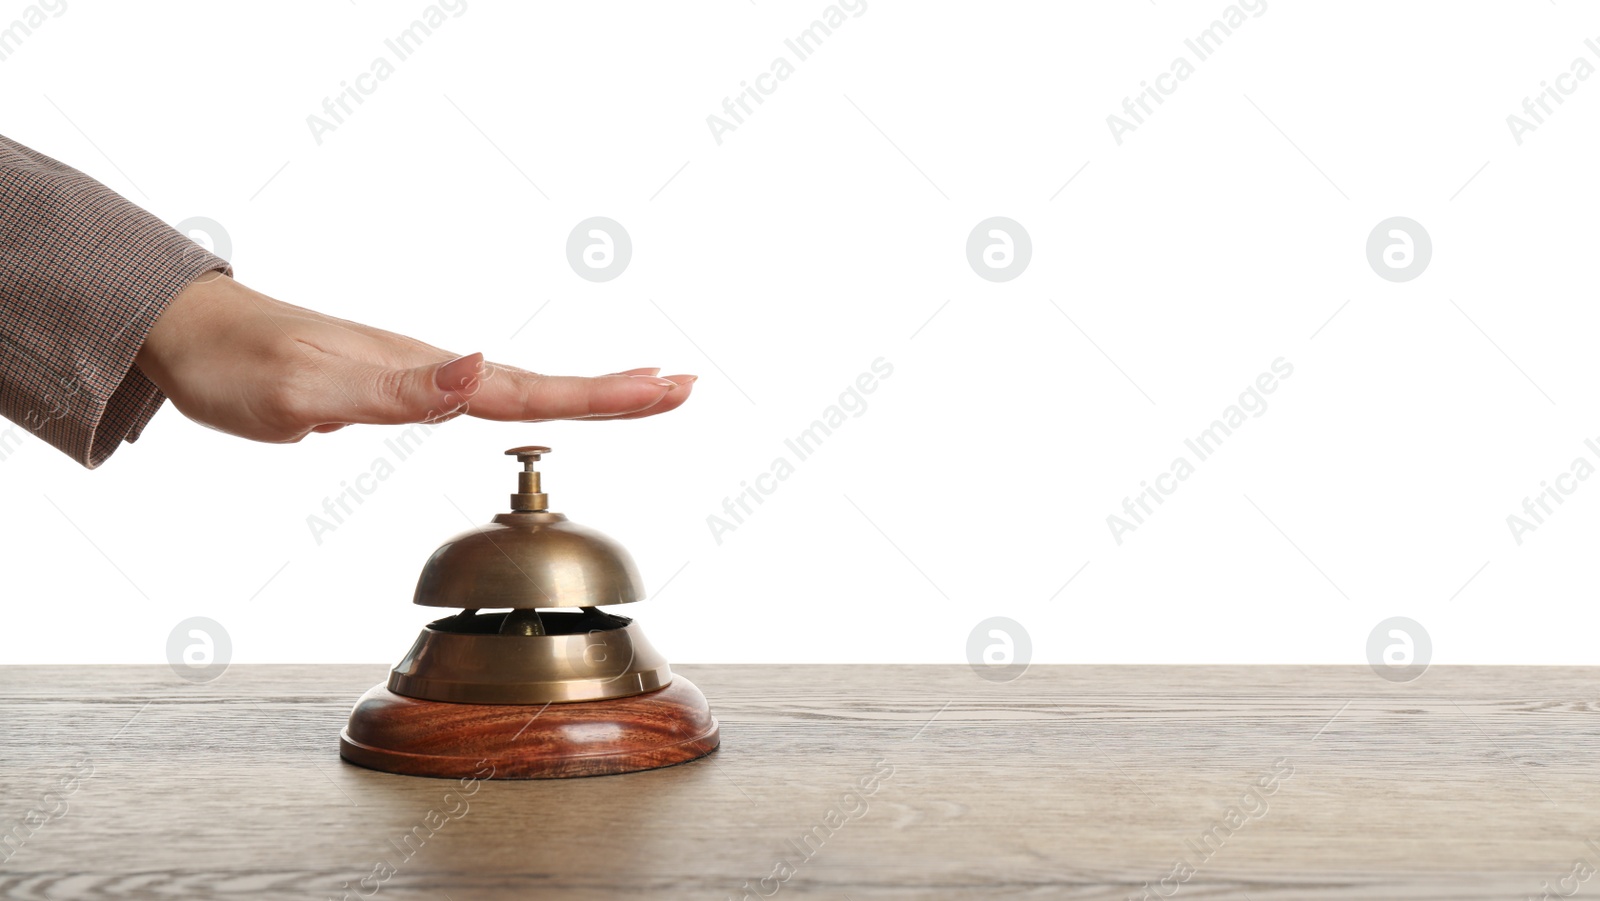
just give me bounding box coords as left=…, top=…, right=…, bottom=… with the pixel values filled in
left=133, top=272, right=696, bottom=443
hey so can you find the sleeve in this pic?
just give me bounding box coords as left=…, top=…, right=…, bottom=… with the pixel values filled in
left=0, top=132, right=231, bottom=469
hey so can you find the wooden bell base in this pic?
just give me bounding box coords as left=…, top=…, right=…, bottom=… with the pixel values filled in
left=339, top=676, right=719, bottom=779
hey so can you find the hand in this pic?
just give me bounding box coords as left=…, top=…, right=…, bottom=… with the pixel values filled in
left=133, top=272, right=696, bottom=443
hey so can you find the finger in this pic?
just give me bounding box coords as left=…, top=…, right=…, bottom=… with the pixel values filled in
left=298, top=352, right=484, bottom=426
left=603, top=367, right=661, bottom=377
left=577, top=375, right=698, bottom=420
left=463, top=362, right=679, bottom=421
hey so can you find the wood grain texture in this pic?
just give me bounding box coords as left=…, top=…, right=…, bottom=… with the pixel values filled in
left=340, top=677, right=719, bottom=779
left=2, top=664, right=1599, bottom=900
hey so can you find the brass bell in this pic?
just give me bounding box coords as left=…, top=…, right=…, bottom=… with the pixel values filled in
left=340, top=446, right=720, bottom=779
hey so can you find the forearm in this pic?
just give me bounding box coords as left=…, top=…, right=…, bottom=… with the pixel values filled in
left=0, top=133, right=229, bottom=468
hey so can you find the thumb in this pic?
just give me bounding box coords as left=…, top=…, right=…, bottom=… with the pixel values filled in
left=315, top=352, right=485, bottom=426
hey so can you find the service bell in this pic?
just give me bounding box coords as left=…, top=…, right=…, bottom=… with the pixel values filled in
left=339, top=446, right=720, bottom=779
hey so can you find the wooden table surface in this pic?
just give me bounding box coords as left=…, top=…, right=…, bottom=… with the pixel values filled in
left=1, top=664, right=1596, bottom=900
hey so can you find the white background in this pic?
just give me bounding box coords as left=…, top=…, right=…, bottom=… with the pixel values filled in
left=2, top=0, right=1599, bottom=669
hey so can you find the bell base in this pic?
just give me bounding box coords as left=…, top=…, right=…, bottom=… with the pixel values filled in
left=340, top=677, right=719, bottom=779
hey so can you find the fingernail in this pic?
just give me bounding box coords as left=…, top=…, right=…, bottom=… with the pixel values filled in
left=630, top=375, right=677, bottom=389
left=436, top=353, right=484, bottom=393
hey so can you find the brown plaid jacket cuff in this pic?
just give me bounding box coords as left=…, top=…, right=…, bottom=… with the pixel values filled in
left=0, top=133, right=231, bottom=469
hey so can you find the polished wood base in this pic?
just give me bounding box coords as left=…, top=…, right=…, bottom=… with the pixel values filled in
left=339, top=676, right=719, bottom=779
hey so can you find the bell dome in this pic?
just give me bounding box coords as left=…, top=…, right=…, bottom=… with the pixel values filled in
left=410, top=446, right=645, bottom=609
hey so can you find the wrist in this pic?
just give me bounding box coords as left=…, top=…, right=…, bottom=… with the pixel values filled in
left=135, top=270, right=233, bottom=389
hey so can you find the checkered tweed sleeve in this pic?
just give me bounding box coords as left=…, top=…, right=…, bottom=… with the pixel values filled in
left=0, top=133, right=230, bottom=469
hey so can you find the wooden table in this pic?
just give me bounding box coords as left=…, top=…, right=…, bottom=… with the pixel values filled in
left=0, top=664, right=1595, bottom=899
